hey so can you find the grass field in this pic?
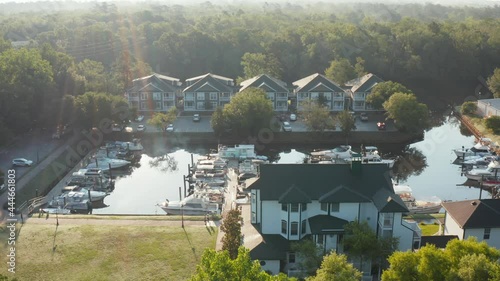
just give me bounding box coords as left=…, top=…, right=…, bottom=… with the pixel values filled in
left=418, top=223, right=440, bottom=236
left=0, top=222, right=217, bottom=281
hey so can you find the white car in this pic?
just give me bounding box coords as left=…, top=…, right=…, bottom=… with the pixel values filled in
left=360, top=112, right=368, bottom=121
left=282, top=122, right=292, bottom=132
left=135, top=115, right=144, bottom=122
left=166, top=124, right=174, bottom=132
left=137, top=125, right=146, bottom=132
left=290, top=114, right=297, bottom=121
left=193, top=114, right=200, bottom=122
left=12, top=158, right=33, bottom=167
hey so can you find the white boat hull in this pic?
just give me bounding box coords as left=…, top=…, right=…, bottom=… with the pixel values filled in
left=407, top=204, right=442, bottom=214
left=86, top=160, right=130, bottom=170
left=159, top=206, right=218, bottom=216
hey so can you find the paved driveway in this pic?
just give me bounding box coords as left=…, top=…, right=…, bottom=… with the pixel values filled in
left=130, top=112, right=395, bottom=134
left=0, top=130, right=65, bottom=181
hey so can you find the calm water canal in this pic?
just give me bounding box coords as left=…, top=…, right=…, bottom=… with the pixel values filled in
left=94, top=116, right=484, bottom=215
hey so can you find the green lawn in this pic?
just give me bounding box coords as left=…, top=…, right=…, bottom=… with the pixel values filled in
left=419, top=223, right=440, bottom=236
left=0, top=222, right=217, bottom=281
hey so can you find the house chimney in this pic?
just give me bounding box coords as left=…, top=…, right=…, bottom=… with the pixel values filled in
left=350, top=152, right=362, bottom=176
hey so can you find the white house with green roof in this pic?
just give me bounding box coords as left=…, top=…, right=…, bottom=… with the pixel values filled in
left=183, top=73, right=235, bottom=111
left=293, top=73, right=347, bottom=111
left=239, top=74, right=290, bottom=112
left=245, top=161, right=421, bottom=278
left=345, top=73, right=384, bottom=111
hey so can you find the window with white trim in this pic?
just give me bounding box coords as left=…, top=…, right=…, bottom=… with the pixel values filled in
left=197, top=92, right=205, bottom=100
left=331, top=203, right=340, bottom=212
left=321, top=203, right=328, bottom=212
left=484, top=228, right=491, bottom=239
left=209, top=92, right=217, bottom=100
left=281, top=220, right=287, bottom=234
left=153, top=92, right=162, bottom=100
left=140, top=93, right=148, bottom=100
left=291, top=222, right=298, bottom=235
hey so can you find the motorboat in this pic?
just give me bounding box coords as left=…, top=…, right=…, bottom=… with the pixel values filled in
left=86, top=157, right=130, bottom=170
left=158, top=193, right=219, bottom=215
left=361, top=157, right=395, bottom=168
left=120, top=139, right=144, bottom=151
left=311, top=145, right=352, bottom=159
left=454, top=138, right=494, bottom=158
left=63, top=187, right=108, bottom=202
left=41, top=208, right=71, bottom=215
left=462, top=155, right=498, bottom=168
left=47, top=195, right=92, bottom=213
left=481, top=176, right=500, bottom=187
left=465, top=161, right=500, bottom=181
left=66, top=169, right=114, bottom=191
left=393, top=183, right=442, bottom=214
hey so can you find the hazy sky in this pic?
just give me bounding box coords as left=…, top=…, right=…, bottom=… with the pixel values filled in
left=0, top=0, right=499, bottom=5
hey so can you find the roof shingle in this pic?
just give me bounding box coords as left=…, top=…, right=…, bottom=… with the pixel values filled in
left=442, top=199, right=500, bottom=228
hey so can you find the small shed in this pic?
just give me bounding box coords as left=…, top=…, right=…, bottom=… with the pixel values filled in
left=477, top=98, right=500, bottom=117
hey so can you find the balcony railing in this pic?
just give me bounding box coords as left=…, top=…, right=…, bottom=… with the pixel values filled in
left=184, top=96, right=195, bottom=101
left=128, top=97, right=139, bottom=101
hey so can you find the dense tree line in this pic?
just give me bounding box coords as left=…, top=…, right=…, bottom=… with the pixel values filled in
left=0, top=2, right=499, bottom=143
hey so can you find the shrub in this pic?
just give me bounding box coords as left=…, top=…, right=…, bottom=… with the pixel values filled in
left=461, top=101, right=478, bottom=116
left=485, top=115, right=500, bottom=134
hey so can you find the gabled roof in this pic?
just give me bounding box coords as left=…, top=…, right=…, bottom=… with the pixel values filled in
left=372, top=188, right=409, bottom=213
left=318, top=185, right=371, bottom=203
left=129, top=73, right=181, bottom=92
left=345, top=73, right=384, bottom=93
left=239, top=74, right=288, bottom=93
left=278, top=184, right=312, bottom=204
left=248, top=164, right=406, bottom=212
left=183, top=73, right=234, bottom=93
left=442, top=199, right=500, bottom=228
left=248, top=234, right=291, bottom=260
left=292, top=73, right=345, bottom=93
left=308, top=215, right=349, bottom=234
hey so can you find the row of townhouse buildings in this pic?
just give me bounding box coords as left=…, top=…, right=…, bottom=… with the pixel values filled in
left=125, top=72, right=384, bottom=114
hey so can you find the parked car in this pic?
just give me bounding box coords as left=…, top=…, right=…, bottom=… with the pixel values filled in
left=377, top=122, right=386, bottom=130
left=282, top=121, right=292, bottom=132
left=112, top=123, right=123, bottom=132
left=166, top=124, right=174, bottom=132
left=290, top=114, right=297, bottom=121
left=360, top=112, right=368, bottom=121
left=12, top=158, right=33, bottom=167
left=137, top=125, right=146, bottom=132
left=193, top=114, right=200, bottom=122
left=135, top=115, right=144, bottom=122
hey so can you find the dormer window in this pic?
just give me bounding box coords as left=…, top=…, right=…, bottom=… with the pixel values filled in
left=290, top=203, right=299, bottom=212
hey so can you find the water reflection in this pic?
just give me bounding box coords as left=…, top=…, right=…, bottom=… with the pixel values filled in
left=93, top=150, right=200, bottom=215
left=94, top=116, right=487, bottom=214
left=392, top=147, right=427, bottom=182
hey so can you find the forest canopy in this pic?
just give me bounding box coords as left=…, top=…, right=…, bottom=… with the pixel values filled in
left=0, top=1, right=499, bottom=142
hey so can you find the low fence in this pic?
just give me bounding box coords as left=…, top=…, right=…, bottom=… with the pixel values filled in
left=118, top=130, right=422, bottom=147
left=454, top=111, right=483, bottom=139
